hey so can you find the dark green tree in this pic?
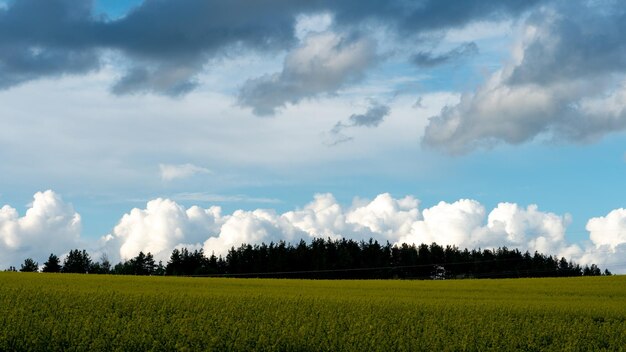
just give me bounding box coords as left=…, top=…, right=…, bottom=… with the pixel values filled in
left=42, top=253, right=62, bottom=273
left=166, top=248, right=210, bottom=275
left=89, top=256, right=113, bottom=274
left=112, top=261, right=130, bottom=275
left=166, top=248, right=182, bottom=275
left=62, top=249, right=92, bottom=273
left=155, top=261, right=166, bottom=275
left=130, top=251, right=156, bottom=275
left=99, top=253, right=112, bottom=274
left=583, top=264, right=601, bottom=276
left=103, top=237, right=608, bottom=279
left=20, top=258, right=39, bottom=272
left=112, top=252, right=157, bottom=275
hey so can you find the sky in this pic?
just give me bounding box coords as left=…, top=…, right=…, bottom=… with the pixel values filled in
left=1, top=0, right=625, bottom=272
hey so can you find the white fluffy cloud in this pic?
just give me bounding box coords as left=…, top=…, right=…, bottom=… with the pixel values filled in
left=4, top=191, right=626, bottom=273
left=487, top=203, right=582, bottom=259
left=399, top=199, right=486, bottom=248
left=579, top=209, right=626, bottom=273
left=347, top=193, right=420, bottom=241
left=586, top=209, right=626, bottom=250
left=100, top=192, right=603, bottom=269
left=394, top=200, right=580, bottom=258
left=0, top=190, right=81, bottom=269
left=99, top=192, right=626, bottom=273
left=281, top=193, right=348, bottom=239
left=203, top=209, right=300, bottom=257
left=100, top=198, right=223, bottom=262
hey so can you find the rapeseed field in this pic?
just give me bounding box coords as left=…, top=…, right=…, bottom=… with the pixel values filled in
left=1, top=273, right=624, bottom=351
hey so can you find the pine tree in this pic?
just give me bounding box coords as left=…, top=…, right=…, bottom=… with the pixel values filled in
left=42, top=254, right=62, bottom=273
left=62, top=249, right=92, bottom=273
left=19, top=258, right=39, bottom=272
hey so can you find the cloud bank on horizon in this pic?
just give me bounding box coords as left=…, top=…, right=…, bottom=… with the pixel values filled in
left=1, top=190, right=625, bottom=273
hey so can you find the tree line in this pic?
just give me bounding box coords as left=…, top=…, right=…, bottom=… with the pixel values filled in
left=6, top=238, right=612, bottom=279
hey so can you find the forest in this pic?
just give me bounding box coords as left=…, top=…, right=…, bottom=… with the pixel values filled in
left=8, top=238, right=611, bottom=279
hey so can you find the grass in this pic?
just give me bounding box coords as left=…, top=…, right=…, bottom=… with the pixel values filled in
left=1, top=273, right=625, bottom=351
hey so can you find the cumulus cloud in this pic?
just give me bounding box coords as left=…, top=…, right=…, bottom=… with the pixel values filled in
left=281, top=193, right=349, bottom=239
left=159, top=163, right=211, bottom=181
left=3, top=190, right=626, bottom=273
left=486, top=203, right=575, bottom=255
left=0, top=190, right=81, bottom=269
left=100, top=192, right=598, bottom=269
left=203, top=209, right=301, bottom=257
left=395, top=199, right=576, bottom=256
left=422, top=1, right=626, bottom=154
left=325, top=102, right=390, bottom=145
left=238, top=31, right=378, bottom=115
left=398, top=199, right=486, bottom=247
left=579, top=209, right=626, bottom=273
left=346, top=193, right=420, bottom=240
left=0, top=0, right=540, bottom=96
left=586, top=209, right=626, bottom=250
left=100, top=198, right=224, bottom=262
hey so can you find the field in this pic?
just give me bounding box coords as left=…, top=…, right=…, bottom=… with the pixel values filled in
left=1, top=273, right=625, bottom=351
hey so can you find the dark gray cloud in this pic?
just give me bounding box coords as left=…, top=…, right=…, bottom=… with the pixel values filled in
left=326, top=102, right=390, bottom=145
left=507, top=2, right=626, bottom=86
left=110, top=66, right=199, bottom=96
left=107, top=0, right=300, bottom=56
left=103, top=0, right=302, bottom=94
left=0, top=0, right=100, bottom=88
left=412, top=42, right=478, bottom=68
left=0, top=0, right=303, bottom=94
left=0, top=48, right=99, bottom=89
left=349, top=103, right=390, bottom=127
left=328, top=0, right=542, bottom=34
left=0, top=0, right=542, bottom=96
left=422, top=1, right=626, bottom=154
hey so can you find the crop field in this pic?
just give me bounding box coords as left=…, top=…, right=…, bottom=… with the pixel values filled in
left=0, top=273, right=625, bottom=351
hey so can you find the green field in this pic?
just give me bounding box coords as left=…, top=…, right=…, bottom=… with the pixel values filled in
left=1, top=273, right=625, bottom=351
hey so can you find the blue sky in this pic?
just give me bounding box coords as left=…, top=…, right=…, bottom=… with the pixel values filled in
left=0, top=0, right=625, bottom=272
left=94, top=0, right=143, bottom=19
